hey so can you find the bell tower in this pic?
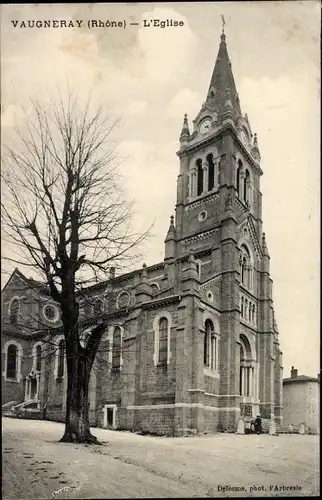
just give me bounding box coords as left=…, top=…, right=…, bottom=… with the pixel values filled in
left=168, top=27, right=283, bottom=432
left=175, top=30, right=264, bottom=273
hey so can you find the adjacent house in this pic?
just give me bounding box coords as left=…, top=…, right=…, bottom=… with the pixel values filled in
left=282, top=367, right=320, bottom=434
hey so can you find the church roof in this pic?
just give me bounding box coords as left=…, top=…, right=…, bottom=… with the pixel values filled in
left=205, top=33, right=242, bottom=117
left=3, top=262, right=165, bottom=298
left=82, top=261, right=164, bottom=295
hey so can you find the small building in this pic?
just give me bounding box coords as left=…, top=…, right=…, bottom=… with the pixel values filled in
left=282, top=367, right=320, bottom=434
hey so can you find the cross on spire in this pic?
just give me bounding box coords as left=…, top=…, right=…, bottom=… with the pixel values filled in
left=221, top=14, right=226, bottom=34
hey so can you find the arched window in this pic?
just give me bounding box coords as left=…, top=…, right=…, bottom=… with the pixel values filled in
left=204, top=319, right=216, bottom=369
left=57, top=339, right=65, bottom=378
left=239, top=344, right=245, bottom=395
left=204, top=323, right=210, bottom=367
left=212, top=333, right=218, bottom=371
left=36, top=344, right=41, bottom=372
left=247, top=266, right=252, bottom=290
left=240, top=245, right=252, bottom=289
left=252, top=304, right=256, bottom=324
left=207, top=153, right=215, bottom=191
left=93, top=299, right=104, bottom=316
left=9, top=299, right=20, bottom=325
left=158, top=318, right=168, bottom=363
left=153, top=312, right=171, bottom=366
left=196, top=159, right=203, bottom=196
left=241, top=297, right=244, bottom=318
left=6, top=344, right=17, bottom=378
left=112, top=326, right=122, bottom=371
left=244, top=169, right=250, bottom=204
left=236, top=160, right=242, bottom=198
left=241, top=256, right=246, bottom=284
left=239, top=334, right=255, bottom=398
left=189, top=167, right=196, bottom=198
left=245, top=299, right=248, bottom=320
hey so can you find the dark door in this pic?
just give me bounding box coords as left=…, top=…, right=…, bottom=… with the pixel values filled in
left=107, top=409, right=113, bottom=427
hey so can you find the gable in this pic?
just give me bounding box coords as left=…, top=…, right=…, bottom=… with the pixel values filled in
left=1, top=268, right=62, bottom=333
left=1, top=270, right=31, bottom=309
left=2, top=269, right=28, bottom=295
left=193, top=104, right=218, bottom=130
left=199, top=275, right=222, bottom=308
left=237, top=216, right=262, bottom=260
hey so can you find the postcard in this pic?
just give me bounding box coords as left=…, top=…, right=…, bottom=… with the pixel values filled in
left=1, top=2, right=320, bottom=498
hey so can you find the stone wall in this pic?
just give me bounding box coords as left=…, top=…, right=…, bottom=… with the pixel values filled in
left=283, top=381, right=319, bottom=433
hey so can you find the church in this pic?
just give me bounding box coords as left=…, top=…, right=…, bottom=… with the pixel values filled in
left=1, top=31, right=283, bottom=435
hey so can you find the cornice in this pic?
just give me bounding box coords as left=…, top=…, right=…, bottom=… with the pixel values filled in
left=231, top=134, right=263, bottom=176
left=235, top=196, right=249, bottom=215
left=177, top=129, right=223, bottom=158
left=177, top=123, right=263, bottom=176
left=199, top=274, right=222, bottom=291
left=181, top=228, right=219, bottom=246
left=1, top=324, right=49, bottom=339
left=79, top=309, right=130, bottom=328
left=194, top=248, right=212, bottom=259
left=283, top=377, right=319, bottom=385
left=141, top=294, right=181, bottom=310
left=240, top=319, right=258, bottom=334
left=184, top=192, right=219, bottom=212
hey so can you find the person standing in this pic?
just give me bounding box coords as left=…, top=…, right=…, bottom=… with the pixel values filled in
left=254, top=415, right=262, bottom=434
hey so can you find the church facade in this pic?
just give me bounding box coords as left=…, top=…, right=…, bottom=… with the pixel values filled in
left=1, top=32, right=283, bottom=435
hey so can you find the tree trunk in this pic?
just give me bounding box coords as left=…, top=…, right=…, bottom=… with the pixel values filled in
left=59, top=352, right=100, bottom=444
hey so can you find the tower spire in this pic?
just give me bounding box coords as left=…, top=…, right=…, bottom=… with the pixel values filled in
left=205, top=26, right=241, bottom=119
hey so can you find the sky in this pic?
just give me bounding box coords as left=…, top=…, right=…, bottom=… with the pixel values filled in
left=1, top=2, right=320, bottom=377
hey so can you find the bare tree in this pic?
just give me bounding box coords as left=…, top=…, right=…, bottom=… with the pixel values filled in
left=1, top=91, right=149, bottom=443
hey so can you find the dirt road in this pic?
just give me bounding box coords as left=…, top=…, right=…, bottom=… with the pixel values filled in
left=2, top=418, right=319, bottom=499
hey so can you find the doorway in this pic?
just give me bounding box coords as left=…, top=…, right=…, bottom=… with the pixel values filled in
left=103, top=404, right=117, bottom=429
